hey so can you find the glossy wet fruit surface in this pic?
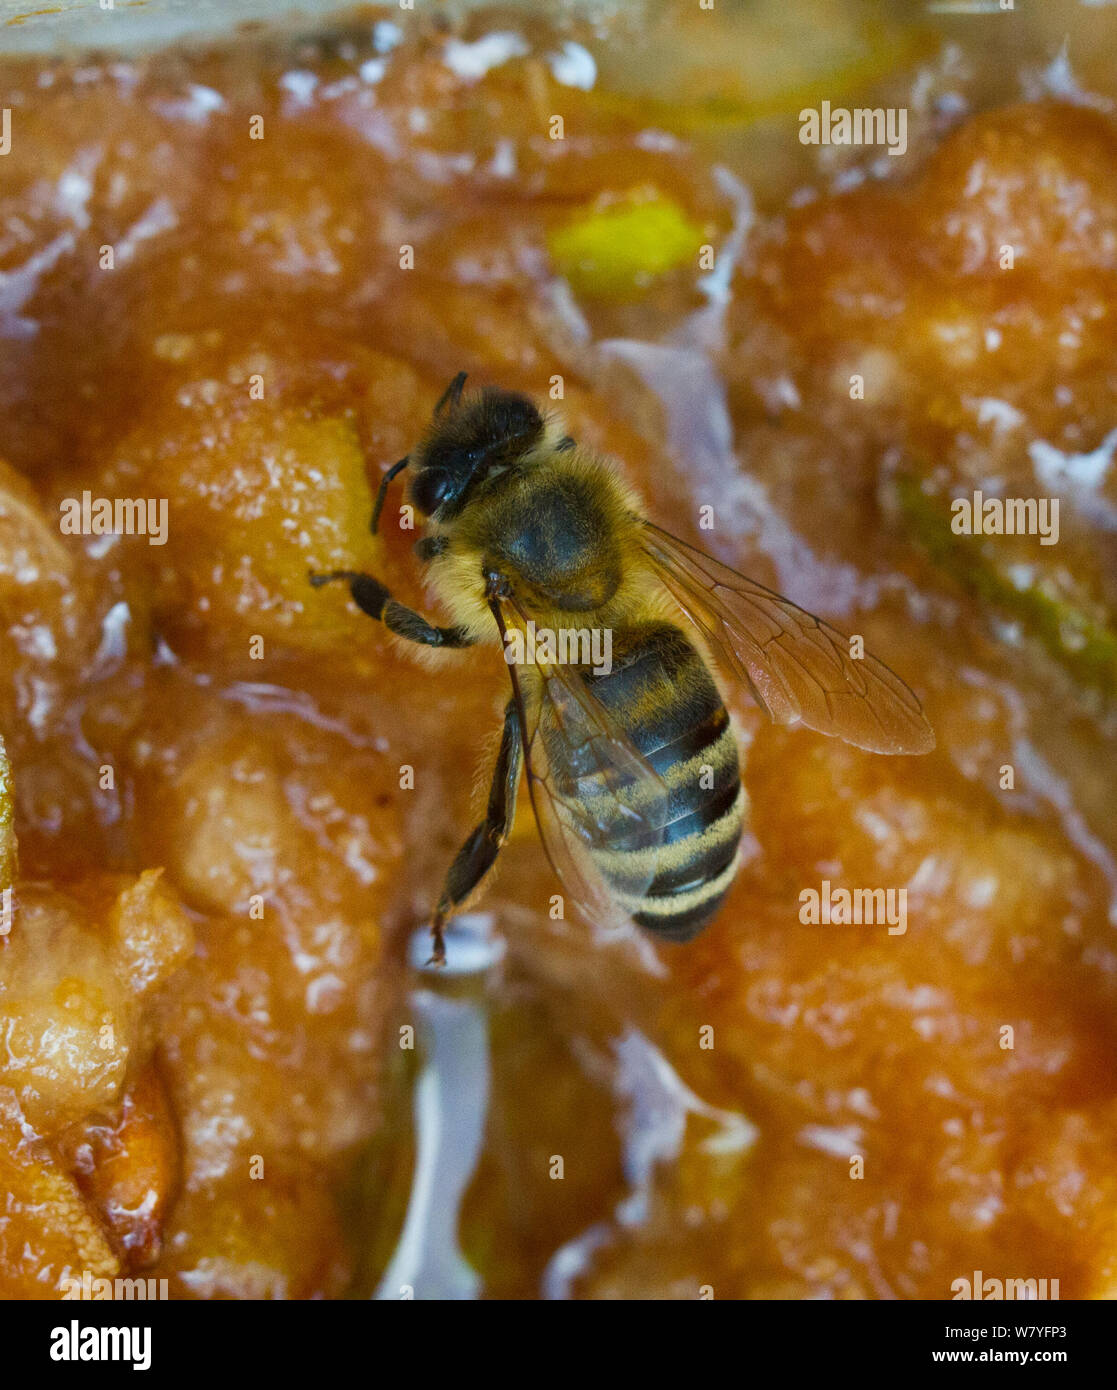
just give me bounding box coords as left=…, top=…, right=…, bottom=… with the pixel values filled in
left=1, top=2, right=1116, bottom=1299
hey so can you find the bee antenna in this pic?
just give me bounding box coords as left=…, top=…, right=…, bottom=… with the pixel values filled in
left=370, top=455, right=410, bottom=535
left=434, top=371, right=468, bottom=417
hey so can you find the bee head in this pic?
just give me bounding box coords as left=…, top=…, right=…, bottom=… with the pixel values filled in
left=410, top=385, right=544, bottom=521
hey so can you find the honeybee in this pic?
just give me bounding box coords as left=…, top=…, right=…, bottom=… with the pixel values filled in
left=311, top=373, right=935, bottom=964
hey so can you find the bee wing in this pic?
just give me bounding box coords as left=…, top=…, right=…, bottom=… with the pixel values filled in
left=500, top=601, right=673, bottom=935
left=640, top=521, right=935, bottom=755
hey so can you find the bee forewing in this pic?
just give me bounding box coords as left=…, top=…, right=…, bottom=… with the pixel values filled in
left=641, top=522, right=935, bottom=756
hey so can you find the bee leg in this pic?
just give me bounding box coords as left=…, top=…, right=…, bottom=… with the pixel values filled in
left=428, top=699, right=521, bottom=966
left=308, top=569, right=475, bottom=647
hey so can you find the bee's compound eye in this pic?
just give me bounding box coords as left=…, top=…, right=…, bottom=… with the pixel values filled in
left=412, top=468, right=457, bottom=516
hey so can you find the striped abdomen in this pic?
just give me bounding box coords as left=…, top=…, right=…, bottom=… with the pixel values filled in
left=575, top=622, right=743, bottom=942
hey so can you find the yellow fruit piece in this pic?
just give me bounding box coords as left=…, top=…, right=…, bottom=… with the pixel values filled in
left=548, top=190, right=705, bottom=300
left=122, top=397, right=381, bottom=653
left=216, top=413, right=376, bottom=609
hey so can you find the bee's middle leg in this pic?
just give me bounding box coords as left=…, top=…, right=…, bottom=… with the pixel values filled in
left=428, top=698, right=521, bottom=966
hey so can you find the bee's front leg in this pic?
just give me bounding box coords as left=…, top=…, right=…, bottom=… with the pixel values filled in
left=308, top=569, right=474, bottom=648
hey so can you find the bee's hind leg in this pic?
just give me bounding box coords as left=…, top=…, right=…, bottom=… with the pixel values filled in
left=427, top=698, right=521, bottom=966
